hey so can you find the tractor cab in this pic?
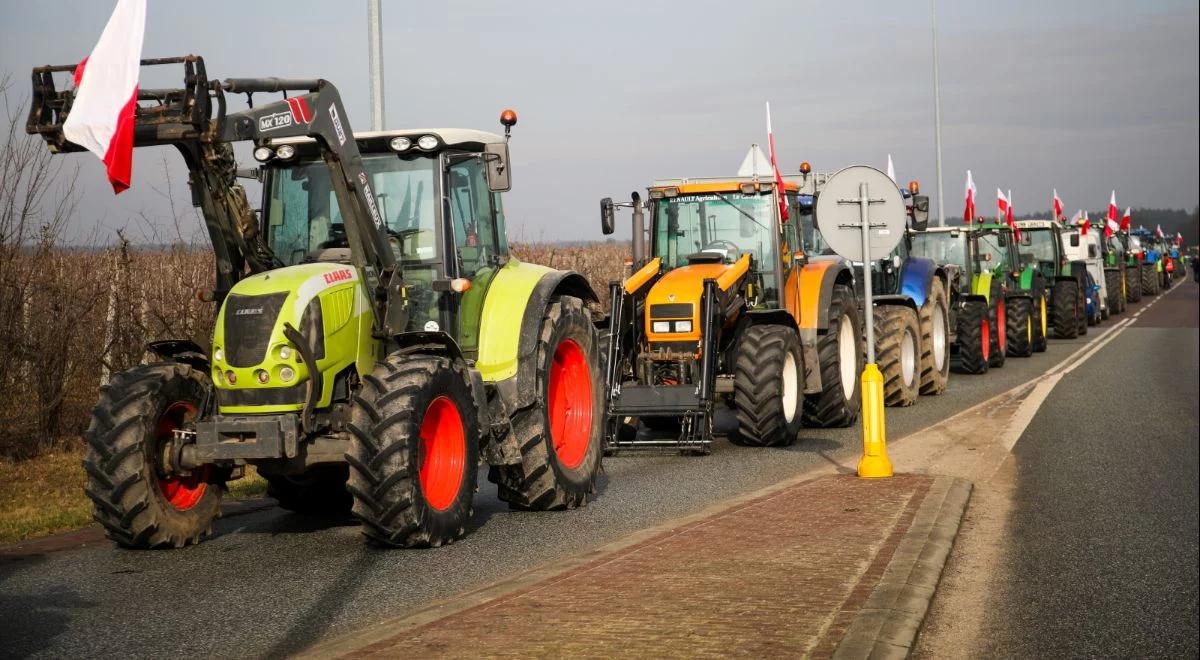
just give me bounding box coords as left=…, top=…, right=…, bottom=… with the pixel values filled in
left=256, top=128, right=514, bottom=354
left=1015, top=220, right=1066, bottom=282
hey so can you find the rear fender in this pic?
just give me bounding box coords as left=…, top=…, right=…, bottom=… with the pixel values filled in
left=490, top=268, right=598, bottom=413
left=897, top=256, right=936, bottom=308
left=971, top=271, right=995, bottom=301
left=871, top=294, right=919, bottom=314
left=797, top=259, right=852, bottom=332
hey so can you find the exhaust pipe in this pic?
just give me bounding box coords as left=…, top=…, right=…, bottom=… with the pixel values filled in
left=631, top=191, right=645, bottom=266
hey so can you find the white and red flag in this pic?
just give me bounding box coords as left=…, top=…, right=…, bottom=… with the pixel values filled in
left=1120, top=207, right=1132, bottom=231
left=1105, top=210, right=1119, bottom=238
left=1176, top=232, right=1184, bottom=245
left=1005, top=189, right=1015, bottom=226
left=1053, top=189, right=1063, bottom=222
left=1080, top=210, right=1090, bottom=235
left=765, top=102, right=788, bottom=222
left=1155, top=224, right=1164, bottom=238
left=1069, top=209, right=1084, bottom=224
left=963, top=170, right=977, bottom=223
left=63, top=0, right=146, bottom=194
left=1106, top=190, right=1118, bottom=228
left=997, top=188, right=1009, bottom=221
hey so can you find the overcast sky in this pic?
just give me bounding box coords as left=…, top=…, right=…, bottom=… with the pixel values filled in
left=1, top=0, right=1197, bottom=244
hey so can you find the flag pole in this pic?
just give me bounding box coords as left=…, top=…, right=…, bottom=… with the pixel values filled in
left=931, top=0, right=946, bottom=227
left=368, top=0, right=385, bottom=131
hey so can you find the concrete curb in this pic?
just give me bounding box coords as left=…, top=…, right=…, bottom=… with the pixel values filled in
left=833, top=476, right=974, bottom=659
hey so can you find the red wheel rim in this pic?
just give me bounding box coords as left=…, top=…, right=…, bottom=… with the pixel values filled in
left=154, top=401, right=208, bottom=511
left=547, top=338, right=592, bottom=470
left=997, top=301, right=1007, bottom=352
left=418, top=396, right=467, bottom=512
left=981, top=317, right=990, bottom=362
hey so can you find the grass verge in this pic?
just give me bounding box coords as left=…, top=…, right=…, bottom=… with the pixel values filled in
left=0, top=445, right=268, bottom=545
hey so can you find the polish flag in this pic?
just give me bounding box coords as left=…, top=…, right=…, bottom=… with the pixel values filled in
left=1176, top=232, right=1184, bottom=245
left=1155, top=224, right=1164, bottom=238
left=1120, top=207, right=1131, bottom=231
left=886, top=154, right=896, bottom=182
left=1105, top=212, right=1119, bottom=238
left=963, top=170, right=977, bottom=224
left=1053, top=189, right=1063, bottom=222
left=1106, top=190, right=1118, bottom=228
left=1005, top=189, right=1015, bottom=226
left=765, top=102, right=788, bottom=222
left=62, top=0, right=146, bottom=194
left=1080, top=210, right=1090, bottom=235
left=997, top=188, right=1009, bottom=221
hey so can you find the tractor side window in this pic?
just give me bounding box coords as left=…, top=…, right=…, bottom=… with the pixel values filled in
left=976, top=232, right=1008, bottom=273
left=447, top=157, right=498, bottom=276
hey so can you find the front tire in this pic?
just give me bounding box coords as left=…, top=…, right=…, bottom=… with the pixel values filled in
left=733, top=324, right=804, bottom=447
left=1141, top=263, right=1159, bottom=296
left=1127, top=266, right=1142, bottom=303
left=83, top=363, right=222, bottom=549
left=347, top=355, right=480, bottom=547
left=802, top=284, right=863, bottom=428
left=875, top=305, right=920, bottom=407
left=492, top=296, right=603, bottom=510
left=918, top=278, right=950, bottom=395
left=988, top=286, right=1007, bottom=368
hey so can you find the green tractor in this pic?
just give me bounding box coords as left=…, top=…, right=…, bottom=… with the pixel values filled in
left=910, top=221, right=1041, bottom=375
left=1014, top=220, right=1089, bottom=340
left=28, top=56, right=604, bottom=549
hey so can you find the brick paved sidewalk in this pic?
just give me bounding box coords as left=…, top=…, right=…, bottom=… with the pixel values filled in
left=323, top=473, right=950, bottom=659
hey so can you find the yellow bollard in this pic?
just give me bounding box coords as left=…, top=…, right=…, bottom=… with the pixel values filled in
left=857, top=362, right=893, bottom=478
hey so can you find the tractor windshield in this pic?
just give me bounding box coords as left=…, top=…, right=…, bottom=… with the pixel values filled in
left=1018, top=228, right=1057, bottom=267
left=974, top=230, right=1011, bottom=274
left=265, top=154, right=438, bottom=266
left=653, top=192, right=775, bottom=268
left=909, top=231, right=967, bottom=269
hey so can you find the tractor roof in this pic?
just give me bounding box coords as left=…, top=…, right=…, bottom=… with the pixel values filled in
left=267, top=128, right=504, bottom=151
left=1014, top=219, right=1058, bottom=229
left=921, top=226, right=970, bottom=234
left=649, top=175, right=800, bottom=195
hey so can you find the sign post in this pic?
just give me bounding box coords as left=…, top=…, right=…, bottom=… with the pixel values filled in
left=814, top=166, right=906, bottom=478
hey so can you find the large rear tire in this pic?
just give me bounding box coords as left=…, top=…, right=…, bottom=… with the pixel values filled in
left=492, top=296, right=603, bottom=510
left=1032, top=288, right=1049, bottom=353
left=802, top=284, right=863, bottom=428
left=955, top=300, right=990, bottom=375
left=1006, top=296, right=1033, bottom=357
left=82, top=362, right=222, bottom=549
left=1141, top=263, right=1159, bottom=296
left=1052, top=280, right=1080, bottom=339
left=733, top=324, right=804, bottom=447
left=1104, top=269, right=1122, bottom=317
left=988, top=284, right=1007, bottom=368
left=875, top=305, right=920, bottom=408
left=347, top=354, right=479, bottom=547
left=918, top=278, right=950, bottom=395
left=263, top=465, right=351, bottom=514
left=1126, top=266, right=1142, bottom=303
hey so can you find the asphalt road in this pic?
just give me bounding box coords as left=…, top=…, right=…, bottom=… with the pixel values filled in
left=0, top=295, right=1180, bottom=659
left=947, top=281, right=1199, bottom=657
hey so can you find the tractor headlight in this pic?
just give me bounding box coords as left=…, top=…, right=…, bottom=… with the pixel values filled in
left=213, top=347, right=223, bottom=362
left=279, top=366, right=295, bottom=382
left=275, top=144, right=297, bottom=160
left=674, top=320, right=693, bottom=333
left=279, top=345, right=292, bottom=360
left=652, top=321, right=671, bottom=333
left=389, top=136, right=412, bottom=152
left=253, top=146, right=274, bottom=162
left=416, top=135, right=439, bottom=151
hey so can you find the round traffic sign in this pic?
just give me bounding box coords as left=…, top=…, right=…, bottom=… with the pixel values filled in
left=814, top=165, right=906, bottom=262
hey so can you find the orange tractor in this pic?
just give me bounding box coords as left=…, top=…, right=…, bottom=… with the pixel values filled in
left=597, top=149, right=863, bottom=453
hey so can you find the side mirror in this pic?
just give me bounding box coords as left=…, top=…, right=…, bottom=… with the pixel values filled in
left=910, top=195, right=930, bottom=231
left=484, top=142, right=511, bottom=192
left=236, top=167, right=262, bottom=181
left=791, top=251, right=808, bottom=268
left=1069, top=233, right=1080, bottom=247
left=600, top=197, right=615, bottom=235
left=997, top=234, right=1008, bottom=247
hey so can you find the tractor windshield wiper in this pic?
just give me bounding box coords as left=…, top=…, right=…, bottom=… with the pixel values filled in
left=712, top=192, right=770, bottom=233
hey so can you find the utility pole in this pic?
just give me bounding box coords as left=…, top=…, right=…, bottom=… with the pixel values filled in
left=931, top=0, right=945, bottom=226
left=368, top=0, right=385, bottom=131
